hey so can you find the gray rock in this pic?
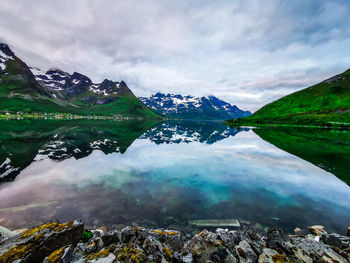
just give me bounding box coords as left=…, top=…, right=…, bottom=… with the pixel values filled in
left=151, top=229, right=183, bottom=251
left=321, top=233, right=343, bottom=248
left=120, top=226, right=149, bottom=245
left=0, top=221, right=83, bottom=263
left=291, top=236, right=331, bottom=260
left=76, top=240, right=98, bottom=253
left=172, top=251, right=194, bottom=263
left=187, top=229, right=230, bottom=262
left=216, top=228, right=240, bottom=251
left=142, top=235, right=166, bottom=262
left=266, top=228, right=291, bottom=254
left=258, top=248, right=279, bottom=263
left=235, top=240, right=257, bottom=263
left=101, top=230, right=121, bottom=246
left=287, top=245, right=313, bottom=263
left=210, top=247, right=237, bottom=263
left=323, top=250, right=348, bottom=263
left=89, top=253, right=116, bottom=263
left=0, top=225, right=16, bottom=242
left=43, top=245, right=80, bottom=263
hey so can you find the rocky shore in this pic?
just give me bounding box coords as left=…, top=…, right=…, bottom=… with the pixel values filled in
left=0, top=221, right=349, bottom=263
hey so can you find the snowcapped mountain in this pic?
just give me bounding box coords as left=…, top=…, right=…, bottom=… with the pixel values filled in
left=0, top=42, right=159, bottom=118
left=29, top=67, right=133, bottom=104
left=0, top=43, right=14, bottom=71
left=139, top=93, right=251, bottom=120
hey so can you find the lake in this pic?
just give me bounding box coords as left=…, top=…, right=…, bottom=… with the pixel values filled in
left=0, top=120, right=349, bottom=235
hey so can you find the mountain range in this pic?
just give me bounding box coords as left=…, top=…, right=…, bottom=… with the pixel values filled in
left=226, top=68, right=350, bottom=127
left=139, top=93, right=251, bottom=120
left=0, top=43, right=159, bottom=118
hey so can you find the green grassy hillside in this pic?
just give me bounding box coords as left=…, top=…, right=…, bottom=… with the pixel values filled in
left=226, top=69, right=350, bottom=127
left=0, top=56, right=160, bottom=119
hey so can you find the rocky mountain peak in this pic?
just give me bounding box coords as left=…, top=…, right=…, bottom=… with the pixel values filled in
left=0, top=42, right=14, bottom=57
left=70, top=72, right=92, bottom=84
left=139, top=93, right=251, bottom=120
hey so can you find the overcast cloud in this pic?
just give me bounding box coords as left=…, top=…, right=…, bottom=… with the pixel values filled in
left=0, top=0, right=349, bottom=111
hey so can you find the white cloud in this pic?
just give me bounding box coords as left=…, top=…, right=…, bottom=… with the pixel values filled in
left=0, top=0, right=349, bottom=111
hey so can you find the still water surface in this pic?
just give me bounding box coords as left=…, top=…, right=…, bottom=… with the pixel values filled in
left=0, top=120, right=349, bottom=234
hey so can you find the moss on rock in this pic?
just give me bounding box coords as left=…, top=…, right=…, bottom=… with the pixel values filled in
left=0, top=244, right=34, bottom=262
left=46, top=246, right=66, bottom=263
left=21, top=221, right=74, bottom=239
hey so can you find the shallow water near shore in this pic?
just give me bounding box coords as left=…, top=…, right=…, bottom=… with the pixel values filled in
left=0, top=120, right=349, bottom=234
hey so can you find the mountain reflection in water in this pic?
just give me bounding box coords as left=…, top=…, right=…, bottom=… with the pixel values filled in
left=0, top=120, right=349, bottom=235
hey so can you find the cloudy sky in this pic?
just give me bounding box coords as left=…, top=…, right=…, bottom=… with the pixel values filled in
left=0, top=0, right=349, bottom=111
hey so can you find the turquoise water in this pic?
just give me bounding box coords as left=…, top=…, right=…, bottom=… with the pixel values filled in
left=0, top=120, right=349, bottom=234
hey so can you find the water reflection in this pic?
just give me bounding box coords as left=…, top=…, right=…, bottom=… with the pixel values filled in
left=140, top=121, right=249, bottom=144
left=0, top=120, right=157, bottom=182
left=0, top=120, right=349, bottom=235
left=253, top=127, right=350, bottom=185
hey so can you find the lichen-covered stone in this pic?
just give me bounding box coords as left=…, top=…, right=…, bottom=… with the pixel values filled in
left=258, top=248, right=279, bottom=263
left=0, top=221, right=83, bottom=263
left=235, top=240, right=257, bottom=263
left=1, top=221, right=349, bottom=263
left=266, top=228, right=291, bottom=254
left=100, top=230, right=121, bottom=247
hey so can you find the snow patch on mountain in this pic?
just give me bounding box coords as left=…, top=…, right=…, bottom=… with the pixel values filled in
left=139, top=93, right=251, bottom=120
left=29, top=66, right=123, bottom=97
left=0, top=47, right=14, bottom=71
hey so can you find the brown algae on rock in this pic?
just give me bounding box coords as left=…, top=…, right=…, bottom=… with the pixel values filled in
left=87, top=247, right=110, bottom=260
left=272, top=253, right=288, bottom=263
left=153, top=230, right=178, bottom=235
left=117, top=246, right=144, bottom=262
left=46, top=246, right=66, bottom=263
left=21, top=221, right=74, bottom=239
left=0, top=244, right=34, bottom=262
left=162, top=247, right=172, bottom=259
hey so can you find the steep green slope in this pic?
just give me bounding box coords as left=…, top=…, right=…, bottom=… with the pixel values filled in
left=0, top=43, right=160, bottom=119
left=226, top=69, right=350, bottom=127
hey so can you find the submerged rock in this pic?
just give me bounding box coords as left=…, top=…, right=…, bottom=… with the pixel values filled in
left=0, top=221, right=349, bottom=263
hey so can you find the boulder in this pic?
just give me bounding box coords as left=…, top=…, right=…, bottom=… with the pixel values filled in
left=308, top=225, right=326, bottom=236
left=100, top=230, right=121, bottom=247
left=235, top=240, right=257, bottom=263
left=187, top=229, right=235, bottom=262
left=216, top=228, right=240, bottom=251
left=266, top=228, right=291, bottom=254
left=0, top=221, right=83, bottom=263
left=291, top=236, right=326, bottom=258
left=258, top=248, right=281, bottom=263
left=43, top=245, right=79, bottom=263
left=150, top=229, right=183, bottom=251
left=0, top=225, right=16, bottom=242
left=321, top=233, right=343, bottom=248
